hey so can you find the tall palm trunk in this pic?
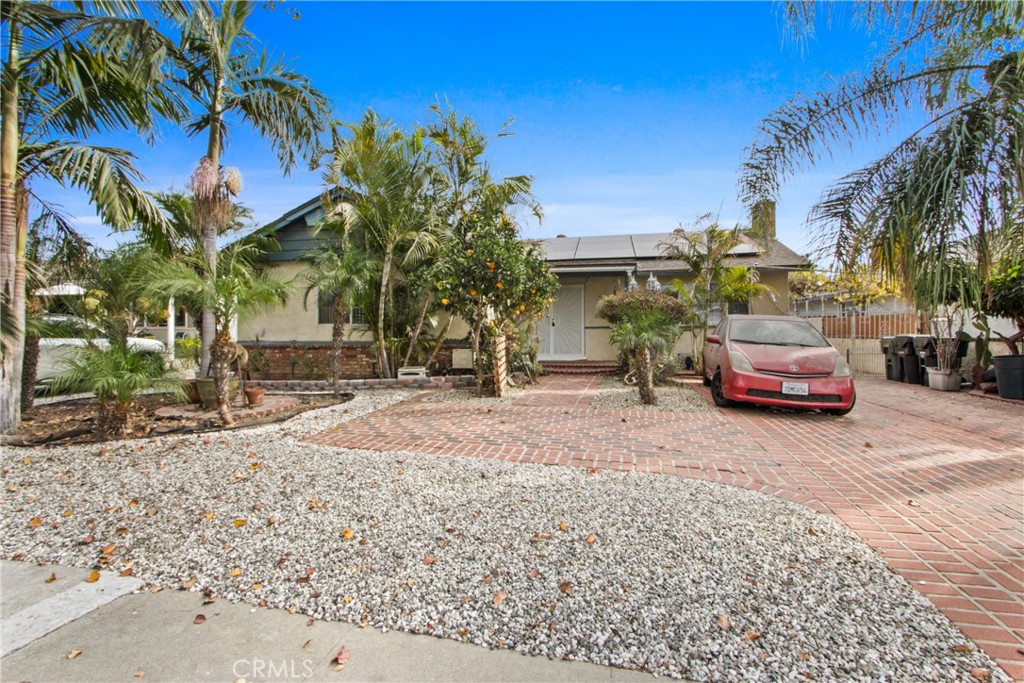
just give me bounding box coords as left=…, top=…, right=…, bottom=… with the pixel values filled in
left=1, top=23, right=23, bottom=433
left=331, top=297, right=347, bottom=394
left=210, top=329, right=235, bottom=426
left=635, top=347, right=657, bottom=406
left=376, top=246, right=393, bottom=378
left=199, top=88, right=223, bottom=378
left=425, top=316, right=453, bottom=371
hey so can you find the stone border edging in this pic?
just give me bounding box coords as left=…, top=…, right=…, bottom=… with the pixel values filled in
left=250, top=376, right=476, bottom=391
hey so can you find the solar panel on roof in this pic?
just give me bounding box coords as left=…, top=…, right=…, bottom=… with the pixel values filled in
left=538, top=237, right=580, bottom=260
left=574, top=235, right=636, bottom=259
left=631, top=233, right=673, bottom=258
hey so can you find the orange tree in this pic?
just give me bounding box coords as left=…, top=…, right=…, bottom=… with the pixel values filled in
left=431, top=218, right=558, bottom=391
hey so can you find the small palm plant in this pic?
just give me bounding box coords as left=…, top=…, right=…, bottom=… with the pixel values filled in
left=599, top=291, right=688, bottom=406
left=151, top=241, right=289, bottom=426
left=51, top=344, right=185, bottom=437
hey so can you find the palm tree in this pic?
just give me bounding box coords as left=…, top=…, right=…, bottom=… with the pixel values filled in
left=741, top=2, right=1023, bottom=315
left=325, top=110, right=440, bottom=378
left=609, top=306, right=683, bottom=406
left=1, top=1, right=180, bottom=433
left=298, top=231, right=375, bottom=393
left=170, top=0, right=331, bottom=377
left=151, top=241, right=288, bottom=426
left=51, top=344, right=185, bottom=437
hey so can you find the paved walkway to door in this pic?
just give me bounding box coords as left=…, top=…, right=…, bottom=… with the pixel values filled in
left=306, top=375, right=1024, bottom=679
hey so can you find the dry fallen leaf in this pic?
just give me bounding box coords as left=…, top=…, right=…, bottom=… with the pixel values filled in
left=341, top=528, right=354, bottom=540
left=228, top=569, right=242, bottom=578
left=559, top=581, right=572, bottom=595
left=193, top=614, right=206, bottom=625
left=483, top=575, right=493, bottom=585
left=559, top=520, right=568, bottom=532
left=527, top=569, right=541, bottom=580
left=422, top=555, right=436, bottom=565
left=798, top=651, right=810, bottom=662
left=585, top=534, right=596, bottom=544
left=907, top=499, right=921, bottom=508
left=458, top=629, right=469, bottom=637
left=493, top=588, right=508, bottom=605
left=79, top=534, right=96, bottom=545
left=128, top=499, right=140, bottom=508
left=119, top=568, right=134, bottom=577
left=67, top=649, right=82, bottom=659
left=252, top=583, right=262, bottom=591
left=45, top=572, right=57, bottom=584
left=233, top=519, right=247, bottom=527
left=28, top=517, right=42, bottom=528
left=953, top=644, right=973, bottom=654
left=807, top=528, right=819, bottom=537
left=331, top=646, right=351, bottom=671
left=101, top=544, right=116, bottom=555
left=85, top=571, right=100, bottom=584
left=302, top=639, right=312, bottom=649
left=716, top=614, right=731, bottom=630
left=181, top=577, right=197, bottom=590
left=745, top=630, right=761, bottom=641
left=63, top=509, right=73, bottom=517
left=134, top=669, right=145, bottom=678
left=970, top=669, right=991, bottom=683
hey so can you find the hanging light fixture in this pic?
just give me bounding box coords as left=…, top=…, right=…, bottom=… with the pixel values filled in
left=646, top=272, right=661, bottom=292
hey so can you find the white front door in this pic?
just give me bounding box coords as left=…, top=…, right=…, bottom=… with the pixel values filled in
left=538, top=284, right=585, bottom=361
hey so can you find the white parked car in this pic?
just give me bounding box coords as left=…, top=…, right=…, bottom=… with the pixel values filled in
left=36, top=315, right=167, bottom=383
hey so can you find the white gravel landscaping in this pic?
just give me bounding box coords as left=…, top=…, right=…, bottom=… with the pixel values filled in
left=0, top=390, right=1007, bottom=682
left=591, top=376, right=718, bottom=413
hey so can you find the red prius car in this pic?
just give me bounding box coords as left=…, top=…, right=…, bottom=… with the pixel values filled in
left=703, top=315, right=856, bottom=415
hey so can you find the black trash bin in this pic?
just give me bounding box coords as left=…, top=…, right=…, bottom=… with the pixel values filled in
left=880, top=336, right=901, bottom=381
left=894, top=335, right=920, bottom=384
left=913, top=335, right=938, bottom=386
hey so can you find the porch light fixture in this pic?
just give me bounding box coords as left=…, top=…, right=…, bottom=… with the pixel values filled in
left=646, top=272, right=661, bottom=292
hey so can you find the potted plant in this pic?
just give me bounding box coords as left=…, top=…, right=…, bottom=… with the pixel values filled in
left=928, top=304, right=966, bottom=392
left=243, top=385, right=266, bottom=406
left=984, top=257, right=1024, bottom=399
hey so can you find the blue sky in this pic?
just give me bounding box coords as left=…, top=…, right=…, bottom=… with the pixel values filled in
left=37, top=1, right=909, bottom=261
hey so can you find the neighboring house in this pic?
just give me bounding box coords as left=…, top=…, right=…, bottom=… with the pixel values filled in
left=238, top=198, right=807, bottom=375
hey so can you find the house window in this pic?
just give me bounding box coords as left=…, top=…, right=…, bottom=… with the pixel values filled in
left=728, top=300, right=750, bottom=315
left=317, top=291, right=367, bottom=326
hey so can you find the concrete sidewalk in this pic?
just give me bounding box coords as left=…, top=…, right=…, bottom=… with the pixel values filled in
left=1, top=561, right=655, bottom=683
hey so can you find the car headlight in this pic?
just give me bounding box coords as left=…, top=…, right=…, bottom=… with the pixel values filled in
left=833, top=356, right=851, bottom=377
left=728, top=350, right=754, bottom=373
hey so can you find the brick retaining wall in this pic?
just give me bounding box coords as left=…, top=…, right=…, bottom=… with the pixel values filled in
left=240, top=341, right=468, bottom=380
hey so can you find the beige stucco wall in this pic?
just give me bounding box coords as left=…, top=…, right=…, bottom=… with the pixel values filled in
left=240, top=263, right=790, bottom=363
left=238, top=262, right=469, bottom=344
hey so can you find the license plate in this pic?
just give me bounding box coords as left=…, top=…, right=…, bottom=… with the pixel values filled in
left=781, top=381, right=809, bottom=396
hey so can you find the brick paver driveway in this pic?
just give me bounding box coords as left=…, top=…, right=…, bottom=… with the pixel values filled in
left=307, top=375, right=1024, bottom=679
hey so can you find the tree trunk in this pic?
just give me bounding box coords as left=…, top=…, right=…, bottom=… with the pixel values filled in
left=376, top=246, right=393, bottom=378
left=332, top=297, right=347, bottom=395
left=1, top=22, right=23, bottom=433
left=200, top=93, right=224, bottom=378
left=425, top=316, right=453, bottom=371
left=635, top=347, right=657, bottom=405
left=403, top=289, right=432, bottom=367
left=20, top=295, right=41, bottom=413
left=471, top=321, right=484, bottom=397
left=99, top=399, right=133, bottom=438
left=211, top=330, right=235, bottom=426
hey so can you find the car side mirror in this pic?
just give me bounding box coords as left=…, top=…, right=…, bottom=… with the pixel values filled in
left=706, top=334, right=721, bottom=345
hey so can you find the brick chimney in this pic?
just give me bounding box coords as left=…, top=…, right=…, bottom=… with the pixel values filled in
left=751, top=200, right=776, bottom=240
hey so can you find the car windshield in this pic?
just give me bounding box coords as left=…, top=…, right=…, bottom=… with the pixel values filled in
left=729, top=319, right=829, bottom=347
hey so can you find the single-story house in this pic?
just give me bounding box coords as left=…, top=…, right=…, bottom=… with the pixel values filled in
left=238, top=198, right=807, bottom=376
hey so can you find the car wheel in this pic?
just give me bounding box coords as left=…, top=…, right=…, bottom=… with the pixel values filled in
left=710, top=371, right=733, bottom=407
left=825, top=393, right=855, bottom=416
left=702, top=371, right=711, bottom=387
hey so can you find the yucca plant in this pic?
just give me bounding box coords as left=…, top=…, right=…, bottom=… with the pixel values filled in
left=50, top=344, right=185, bottom=437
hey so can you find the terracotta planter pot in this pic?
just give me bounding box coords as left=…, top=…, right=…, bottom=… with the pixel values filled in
left=196, top=377, right=239, bottom=410
left=184, top=379, right=201, bottom=404
left=244, top=387, right=266, bottom=407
